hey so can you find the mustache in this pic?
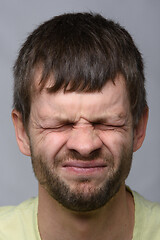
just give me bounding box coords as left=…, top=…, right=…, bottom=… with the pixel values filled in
left=54, top=149, right=113, bottom=166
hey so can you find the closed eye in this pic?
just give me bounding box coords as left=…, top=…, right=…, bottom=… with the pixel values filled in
left=93, top=123, right=124, bottom=131
left=42, top=123, right=73, bottom=132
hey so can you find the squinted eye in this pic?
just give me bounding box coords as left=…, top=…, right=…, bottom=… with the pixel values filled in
left=93, top=123, right=124, bottom=131
left=43, top=123, right=73, bottom=132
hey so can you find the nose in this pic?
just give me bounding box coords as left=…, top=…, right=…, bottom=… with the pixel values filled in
left=66, top=126, right=103, bottom=156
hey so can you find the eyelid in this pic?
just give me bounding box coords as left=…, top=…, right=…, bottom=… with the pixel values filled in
left=93, top=122, right=125, bottom=130
left=42, top=123, right=73, bottom=132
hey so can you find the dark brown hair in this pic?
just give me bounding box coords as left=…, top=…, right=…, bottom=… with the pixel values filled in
left=13, top=12, right=147, bottom=126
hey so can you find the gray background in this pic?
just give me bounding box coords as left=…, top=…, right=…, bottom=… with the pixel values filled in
left=0, top=0, right=160, bottom=206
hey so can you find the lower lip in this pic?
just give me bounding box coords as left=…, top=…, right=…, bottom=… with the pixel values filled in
left=63, top=166, right=107, bottom=175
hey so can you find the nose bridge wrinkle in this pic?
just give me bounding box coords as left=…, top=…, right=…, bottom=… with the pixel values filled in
left=74, top=117, right=92, bottom=129
left=74, top=123, right=92, bottom=130
left=73, top=123, right=94, bottom=136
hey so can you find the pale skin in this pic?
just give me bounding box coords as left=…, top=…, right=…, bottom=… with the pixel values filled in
left=12, top=74, right=148, bottom=240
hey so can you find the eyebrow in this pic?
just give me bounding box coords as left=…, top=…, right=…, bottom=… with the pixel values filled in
left=89, top=114, right=126, bottom=123
left=39, top=112, right=127, bottom=125
left=41, top=115, right=74, bottom=124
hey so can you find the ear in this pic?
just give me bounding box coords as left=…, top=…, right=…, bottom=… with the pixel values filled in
left=12, top=109, right=31, bottom=156
left=133, top=107, right=149, bottom=152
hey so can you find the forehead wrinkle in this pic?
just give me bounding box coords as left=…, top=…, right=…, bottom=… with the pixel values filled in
left=34, top=92, right=129, bottom=124
left=31, top=74, right=130, bottom=124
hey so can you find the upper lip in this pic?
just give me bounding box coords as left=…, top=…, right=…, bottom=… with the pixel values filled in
left=62, top=160, right=107, bottom=168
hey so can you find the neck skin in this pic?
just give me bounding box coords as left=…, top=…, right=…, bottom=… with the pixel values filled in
left=38, top=183, right=135, bottom=240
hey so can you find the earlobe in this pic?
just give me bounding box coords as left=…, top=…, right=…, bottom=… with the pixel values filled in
left=133, top=107, right=149, bottom=152
left=12, top=109, right=31, bottom=156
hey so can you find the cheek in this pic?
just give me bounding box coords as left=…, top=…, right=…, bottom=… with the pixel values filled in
left=98, top=130, right=133, bottom=158
left=32, top=132, right=69, bottom=159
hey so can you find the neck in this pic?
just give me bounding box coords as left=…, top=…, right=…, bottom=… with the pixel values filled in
left=38, top=184, right=134, bottom=240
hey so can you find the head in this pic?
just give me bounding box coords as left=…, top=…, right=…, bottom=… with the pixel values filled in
left=12, top=12, right=148, bottom=212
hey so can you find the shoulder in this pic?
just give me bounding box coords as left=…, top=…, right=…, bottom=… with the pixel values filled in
left=0, top=198, right=39, bottom=239
left=132, top=190, right=160, bottom=240
left=0, top=198, right=37, bottom=220
left=133, top=190, right=160, bottom=217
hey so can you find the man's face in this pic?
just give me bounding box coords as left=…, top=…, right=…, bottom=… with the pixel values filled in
left=16, top=75, right=136, bottom=211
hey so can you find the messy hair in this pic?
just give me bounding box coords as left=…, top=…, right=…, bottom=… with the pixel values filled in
left=13, top=12, right=147, bottom=126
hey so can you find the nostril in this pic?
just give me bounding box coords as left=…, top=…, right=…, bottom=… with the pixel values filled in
left=68, top=148, right=102, bottom=160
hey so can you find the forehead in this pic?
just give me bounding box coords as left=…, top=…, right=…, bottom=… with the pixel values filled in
left=31, top=73, right=130, bottom=122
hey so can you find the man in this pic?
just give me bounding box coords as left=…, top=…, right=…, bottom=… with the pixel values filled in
left=0, top=12, right=160, bottom=240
